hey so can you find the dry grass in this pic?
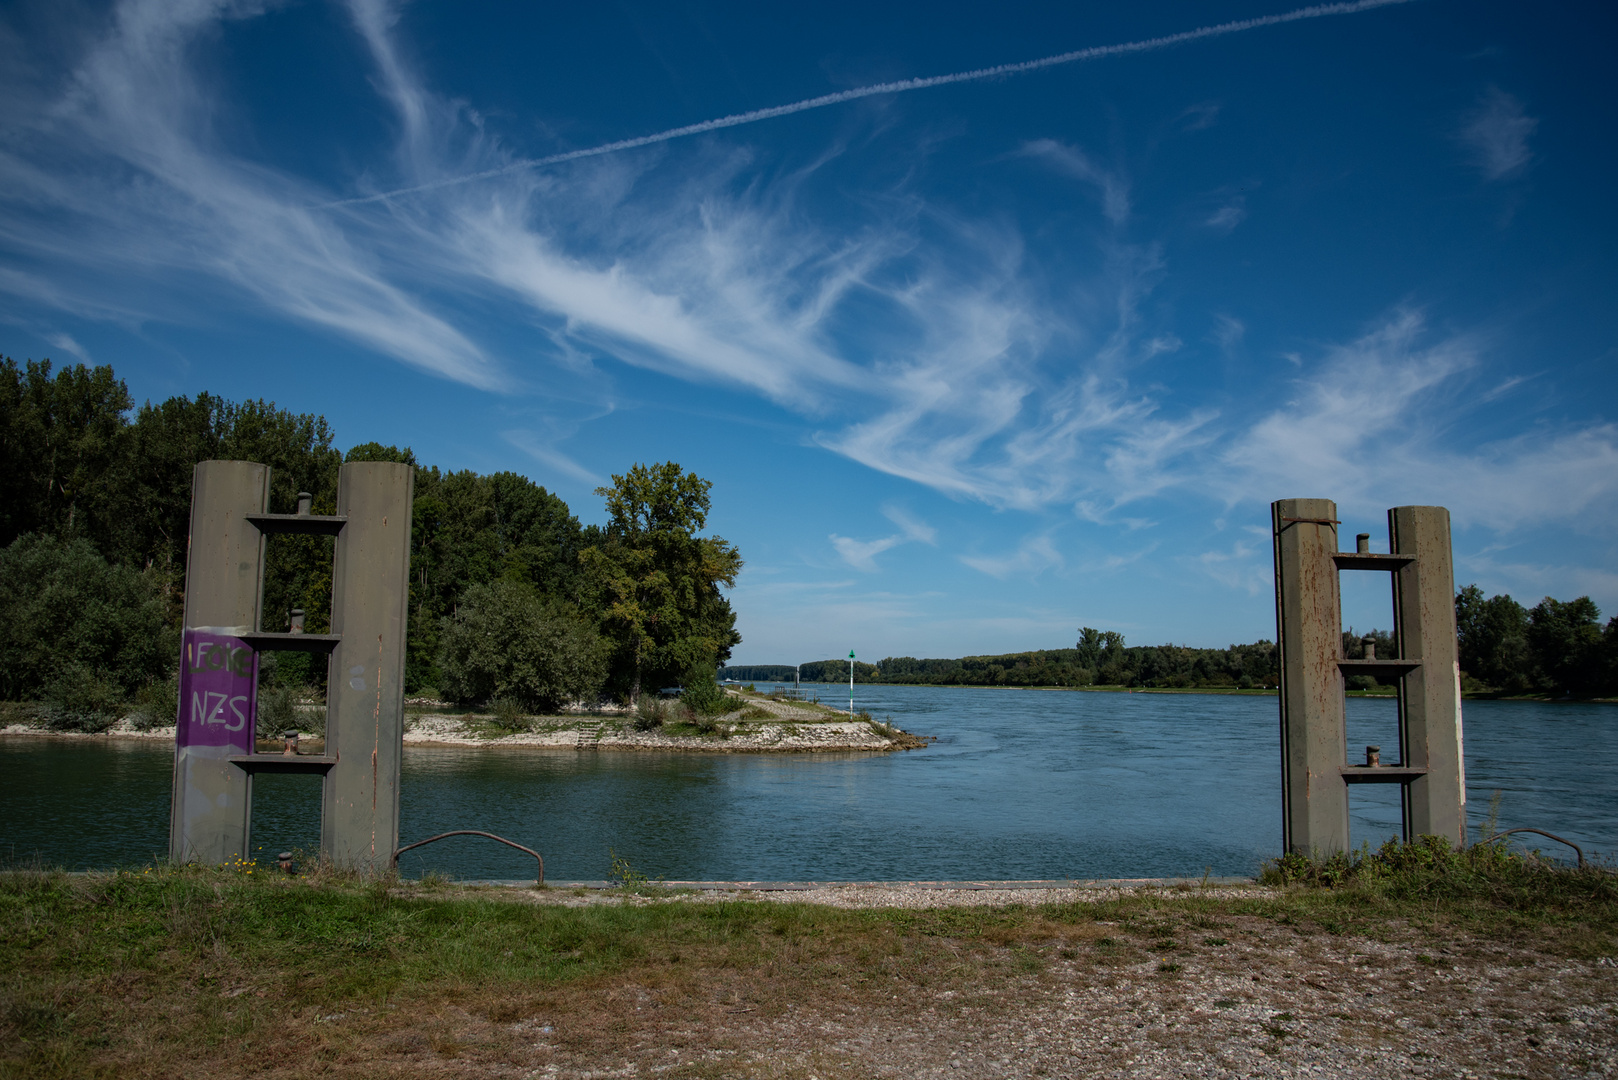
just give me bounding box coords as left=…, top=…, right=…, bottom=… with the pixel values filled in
left=2, top=864, right=1615, bottom=1078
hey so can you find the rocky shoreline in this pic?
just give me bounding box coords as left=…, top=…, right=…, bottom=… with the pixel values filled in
left=0, top=692, right=930, bottom=754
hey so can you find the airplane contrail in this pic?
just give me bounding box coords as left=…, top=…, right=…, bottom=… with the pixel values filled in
left=323, top=0, right=1419, bottom=209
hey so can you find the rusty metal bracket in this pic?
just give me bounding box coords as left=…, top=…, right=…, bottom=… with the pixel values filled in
left=1479, top=828, right=1586, bottom=868
left=394, top=830, right=544, bottom=884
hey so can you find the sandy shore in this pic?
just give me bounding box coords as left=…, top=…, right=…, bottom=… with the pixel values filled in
left=0, top=694, right=928, bottom=753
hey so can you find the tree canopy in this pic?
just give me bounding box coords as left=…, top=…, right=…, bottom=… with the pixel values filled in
left=753, top=588, right=1618, bottom=698
left=0, top=355, right=743, bottom=713
left=581, top=463, right=741, bottom=698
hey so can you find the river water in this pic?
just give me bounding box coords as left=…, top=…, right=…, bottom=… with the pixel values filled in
left=2, top=687, right=1611, bottom=881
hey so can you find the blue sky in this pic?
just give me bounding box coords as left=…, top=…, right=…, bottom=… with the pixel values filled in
left=2, top=0, right=1615, bottom=664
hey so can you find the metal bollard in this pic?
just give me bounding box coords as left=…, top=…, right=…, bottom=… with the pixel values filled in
left=278, top=851, right=295, bottom=874
left=282, top=730, right=299, bottom=755
left=1365, top=745, right=1381, bottom=768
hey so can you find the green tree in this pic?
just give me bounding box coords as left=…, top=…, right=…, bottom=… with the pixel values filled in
left=1076, top=627, right=1126, bottom=683
left=1604, top=616, right=1618, bottom=695
left=404, top=466, right=584, bottom=692
left=0, top=533, right=173, bottom=707
left=117, top=392, right=228, bottom=612
left=437, top=580, right=605, bottom=711
left=1526, top=595, right=1605, bottom=696
left=581, top=463, right=742, bottom=699
left=0, top=358, right=134, bottom=554
left=1454, top=585, right=1533, bottom=692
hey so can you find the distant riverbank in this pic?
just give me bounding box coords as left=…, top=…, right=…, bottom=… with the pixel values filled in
left=773, top=680, right=1616, bottom=703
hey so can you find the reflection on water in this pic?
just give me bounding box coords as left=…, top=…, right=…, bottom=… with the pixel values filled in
left=1, top=688, right=1611, bottom=881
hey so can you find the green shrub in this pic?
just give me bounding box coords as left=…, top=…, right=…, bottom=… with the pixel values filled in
left=438, top=580, right=606, bottom=712
left=632, top=695, right=666, bottom=731
left=256, top=684, right=300, bottom=739
left=678, top=667, right=730, bottom=716
left=131, top=672, right=178, bottom=731
left=40, top=662, right=124, bottom=732
left=263, top=649, right=314, bottom=691
left=0, top=533, right=174, bottom=704
left=1260, top=834, right=1613, bottom=905
left=489, top=696, right=528, bottom=732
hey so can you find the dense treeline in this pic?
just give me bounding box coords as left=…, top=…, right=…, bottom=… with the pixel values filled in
left=719, top=665, right=800, bottom=683
left=776, top=590, right=1618, bottom=697
left=1455, top=586, right=1618, bottom=697
left=0, top=357, right=741, bottom=722
left=794, top=629, right=1279, bottom=690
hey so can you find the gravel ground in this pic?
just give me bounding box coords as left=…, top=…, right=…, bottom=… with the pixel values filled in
left=400, top=693, right=915, bottom=752
left=0, top=694, right=919, bottom=752
left=401, top=712, right=903, bottom=752
left=366, top=883, right=1618, bottom=1079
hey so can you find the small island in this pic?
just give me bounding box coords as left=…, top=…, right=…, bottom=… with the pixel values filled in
left=1, top=686, right=929, bottom=753
left=399, top=687, right=928, bottom=752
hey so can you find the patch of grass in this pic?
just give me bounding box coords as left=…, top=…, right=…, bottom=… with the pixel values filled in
left=2, top=854, right=1615, bottom=1077
left=1255, top=836, right=1617, bottom=954
left=488, top=696, right=529, bottom=733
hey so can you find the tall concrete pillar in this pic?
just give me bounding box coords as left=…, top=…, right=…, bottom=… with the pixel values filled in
left=169, top=461, right=268, bottom=864
left=1272, top=498, right=1349, bottom=856
left=1390, top=506, right=1465, bottom=845
left=1272, top=498, right=1466, bottom=858
left=322, top=462, right=415, bottom=873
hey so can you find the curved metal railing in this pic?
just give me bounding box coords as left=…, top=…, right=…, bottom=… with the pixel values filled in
left=393, top=830, right=544, bottom=884
left=1479, top=827, right=1585, bottom=868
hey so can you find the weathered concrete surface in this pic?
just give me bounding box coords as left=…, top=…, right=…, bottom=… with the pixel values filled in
left=1391, top=504, right=1466, bottom=846
left=169, top=460, right=268, bottom=865
left=322, top=461, right=414, bottom=874
left=1272, top=498, right=1349, bottom=856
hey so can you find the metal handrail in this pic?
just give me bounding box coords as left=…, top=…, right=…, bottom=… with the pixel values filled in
left=393, top=830, right=544, bottom=884
left=1479, top=827, right=1586, bottom=868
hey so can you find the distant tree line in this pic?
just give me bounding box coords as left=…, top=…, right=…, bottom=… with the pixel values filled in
left=720, top=665, right=800, bottom=683
left=790, top=630, right=1280, bottom=690
left=1455, top=586, right=1617, bottom=697
left=0, top=357, right=741, bottom=726
left=753, top=588, right=1618, bottom=698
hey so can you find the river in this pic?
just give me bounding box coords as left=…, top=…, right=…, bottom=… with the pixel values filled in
left=1, top=687, right=1611, bottom=881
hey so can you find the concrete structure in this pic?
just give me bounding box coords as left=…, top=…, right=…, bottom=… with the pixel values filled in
left=169, top=460, right=413, bottom=873
left=1271, top=499, right=1465, bottom=857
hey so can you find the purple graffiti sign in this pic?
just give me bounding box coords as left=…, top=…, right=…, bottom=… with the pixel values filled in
left=177, top=630, right=258, bottom=751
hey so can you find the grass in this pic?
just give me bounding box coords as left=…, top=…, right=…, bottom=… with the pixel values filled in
left=2, top=844, right=1613, bottom=1078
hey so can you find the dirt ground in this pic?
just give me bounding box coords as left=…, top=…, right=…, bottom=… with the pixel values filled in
left=284, top=885, right=1618, bottom=1079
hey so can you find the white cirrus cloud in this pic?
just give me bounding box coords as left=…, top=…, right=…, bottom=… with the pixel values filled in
left=3, top=0, right=1611, bottom=559
left=960, top=534, right=1064, bottom=579
left=44, top=332, right=91, bottom=363
left=1460, top=86, right=1537, bottom=181
left=828, top=506, right=937, bottom=571
left=1023, top=139, right=1131, bottom=225
left=0, top=0, right=500, bottom=388
left=1205, top=201, right=1246, bottom=232
left=1214, top=311, right=1618, bottom=532
left=829, top=533, right=906, bottom=573
left=881, top=505, right=938, bottom=545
